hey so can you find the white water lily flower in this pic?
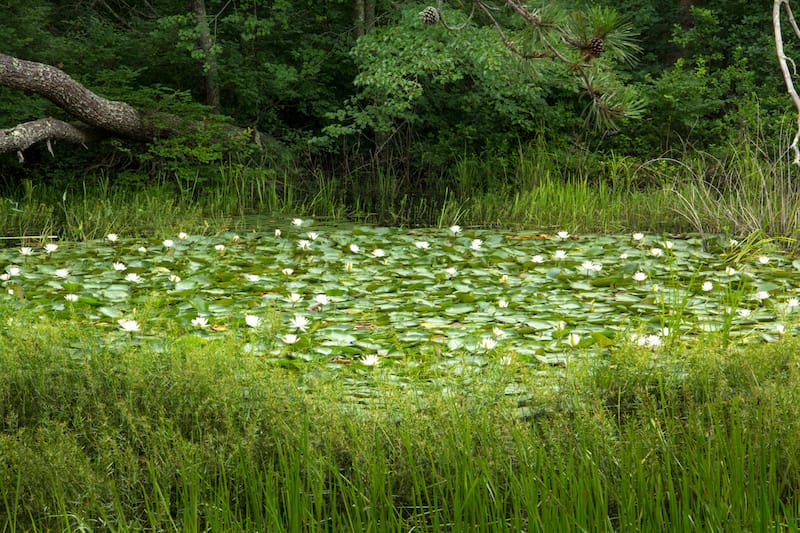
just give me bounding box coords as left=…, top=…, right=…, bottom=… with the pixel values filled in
left=169, top=274, right=181, bottom=283
left=6, top=266, right=20, bottom=277
left=281, top=267, right=294, bottom=276
left=349, top=243, right=360, bottom=253
left=557, top=231, right=570, bottom=239
left=64, top=294, right=78, bottom=302
left=445, top=267, right=457, bottom=276
left=191, top=316, right=209, bottom=328
left=776, top=324, right=786, bottom=335
left=54, top=268, right=69, bottom=278
left=471, top=239, right=483, bottom=251
left=244, top=274, right=260, bottom=282
left=619, top=253, right=629, bottom=259
left=297, top=239, right=311, bottom=250
left=729, top=239, right=739, bottom=247
left=314, top=294, right=330, bottom=306
left=554, top=250, right=567, bottom=260
left=664, top=241, right=674, bottom=250
left=19, top=247, right=32, bottom=256
left=567, top=333, right=581, bottom=347
left=498, top=299, right=509, bottom=308
left=758, top=256, right=770, bottom=265
left=755, top=291, right=770, bottom=301
left=162, top=239, right=174, bottom=248
left=531, top=255, right=544, bottom=263
left=372, top=248, right=386, bottom=258
left=288, top=293, right=303, bottom=303
left=646, top=335, right=662, bottom=347
left=117, top=319, right=140, bottom=332
left=107, top=233, right=118, bottom=242
left=737, top=308, right=751, bottom=317
left=556, top=320, right=567, bottom=330
left=651, top=284, right=661, bottom=292
left=214, top=244, right=225, bottom=251
left=44, top=243, right=58, bottom=253
left=307, top=232, right=319, bottom=240
left=500, top=274, right=509, bottom=284
left=725, top=266, right=737, bottom=276
left=231, top=235, right=240, bottom=242
left=702, top=281, right=713, bottom=292
left=290, top=314, right=310, bottom=331
left=0, top=274, right=8, bottom=281
left=361, top=354, right=380, bottom=366
left=245, top=315, right=261, bottom=328
left=414, top=241, right=430, bottom=249
left=113, top=262, right=127, bottom=271
left=633, top=271, right=647, bottom=282
left=493, top=327, right=506, bottom=337
left=282, top=333, right=299, bottom=345
left=632, top=232, right=644, bottom=241
left=178, top=232, right=188, bottom=240
left=650, top=247, right=663, bottom=257
left=581, top=260, right=601, bottom=272
left=125, top=273, right=142, bottom=283
left=138, top=246, right=147, bottom=253
left=344, top=262, right=353, bottom=272
left=291, top=218, right=303, bottom=226
left=275, top=229, right=282, bottom=237
left=480, top=337, right=497, bottom=350
left=788, top=297, right=799, bottom=309
left=449, top=225, right=461, bottom=235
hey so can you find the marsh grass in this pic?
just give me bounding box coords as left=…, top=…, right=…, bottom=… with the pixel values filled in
left=661, top=134, right=800, bottom=250
left=2, top=308, right=800, bottom=531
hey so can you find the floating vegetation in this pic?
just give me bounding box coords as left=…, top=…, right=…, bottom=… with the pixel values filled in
left=1, top=223, right=798, bottom=369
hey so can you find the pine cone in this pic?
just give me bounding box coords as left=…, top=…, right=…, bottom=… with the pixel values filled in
left=419, top=6, right=441, bottom=25
left=585, top=37, right=604, bottom=59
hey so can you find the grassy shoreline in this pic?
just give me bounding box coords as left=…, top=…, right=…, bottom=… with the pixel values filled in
left=2, top=310, right=800, bottom=531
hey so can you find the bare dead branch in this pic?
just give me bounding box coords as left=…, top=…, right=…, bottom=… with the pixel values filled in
left=0, top=118, right=105, bottom=159
left=774, top=0, right=800, bottom=163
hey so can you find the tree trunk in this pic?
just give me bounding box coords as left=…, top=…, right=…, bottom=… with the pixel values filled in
left=0, top=52, right=250, bottom=159
left=0, top=53, right=160, bottom=156
left=353, top=0, right=366, bottom=38
left=191, top=0, right=221, bottom=109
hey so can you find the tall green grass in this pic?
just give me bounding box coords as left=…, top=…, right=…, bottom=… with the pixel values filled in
left=660, top=132, right=800, bottom=250
left=2, top=133, right=800, bottom=241
left=2, top=308, right=800, bottom=531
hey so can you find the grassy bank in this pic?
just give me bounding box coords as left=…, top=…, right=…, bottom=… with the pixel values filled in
left=2, top=307, right=800, bottom=531
left=4, top=139, right=799, bottom=242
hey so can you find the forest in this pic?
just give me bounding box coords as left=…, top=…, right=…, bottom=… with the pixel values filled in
left=1, top=0, right=797, bottom=237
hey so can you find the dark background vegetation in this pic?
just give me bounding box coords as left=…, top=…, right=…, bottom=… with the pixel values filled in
left=0, top=0, right=794, bottom=227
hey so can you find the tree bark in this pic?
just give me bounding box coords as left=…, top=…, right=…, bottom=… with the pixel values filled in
left=0, top=118, right=104, bottom=161
left=191, top=0, right=221, bottom=109
left=0, top=52, right=253, bottom=159
left=0, top=53, right=159, bottom=142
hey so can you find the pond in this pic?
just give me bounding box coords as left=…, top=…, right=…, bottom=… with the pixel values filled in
left=1, top=221, right=798, bottom=371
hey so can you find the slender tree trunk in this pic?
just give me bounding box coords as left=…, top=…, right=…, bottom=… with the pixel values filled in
left=365, top=0, right=375, bottom=34
left=191, top=0, right=220, bottom=109
left=353, top=0, right=366, bottom=38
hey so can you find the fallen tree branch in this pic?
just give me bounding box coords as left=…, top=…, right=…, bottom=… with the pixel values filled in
left=0, top=53, right=158, bottom=141
left=0, top=118, right=105, bottom=160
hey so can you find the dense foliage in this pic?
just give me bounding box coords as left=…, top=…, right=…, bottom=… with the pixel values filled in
left=0, top=1, right=796, bottom=223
